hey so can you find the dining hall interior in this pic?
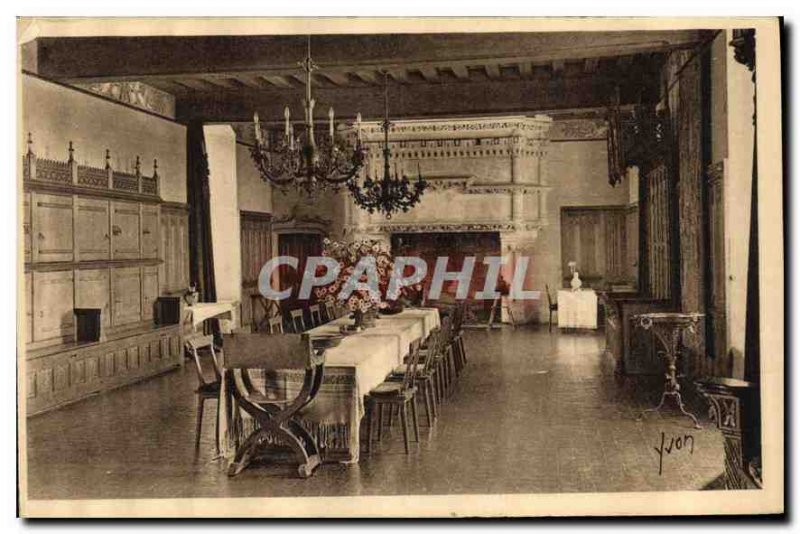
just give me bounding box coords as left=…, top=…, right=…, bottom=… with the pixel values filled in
left=19, top=26, right=767, bottom=499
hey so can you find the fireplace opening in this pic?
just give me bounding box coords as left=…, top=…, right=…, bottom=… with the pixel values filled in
left=391, top=231, right=502, bottom=321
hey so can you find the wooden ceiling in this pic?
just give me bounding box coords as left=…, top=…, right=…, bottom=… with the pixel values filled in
left=24, top=30, right=711, bottom=123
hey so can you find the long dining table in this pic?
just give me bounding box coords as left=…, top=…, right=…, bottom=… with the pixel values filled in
left=218, top=307, right=441, bottom=464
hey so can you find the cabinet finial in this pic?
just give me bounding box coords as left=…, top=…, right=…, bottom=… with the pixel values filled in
left=26, top=132, right=33, bottom=156
left=135, top=155, right=141, bottom=176
left=105, top=149, right=111, bottom=170
left=68, top=141, right=74, bottom=163
left=153, top=158, right=159, bottom=178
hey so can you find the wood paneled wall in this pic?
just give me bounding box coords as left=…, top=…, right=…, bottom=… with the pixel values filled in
left=560, top=205, right=636, bottom=289
left=239, top=211, right=273, bottom=329
left=159, top=203, right=190, bottom=294
left=643, top=164, right=673, bottom=301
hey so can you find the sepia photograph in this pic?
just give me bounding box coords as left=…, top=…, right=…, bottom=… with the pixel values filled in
left=15, top=16, right=784, bottom=518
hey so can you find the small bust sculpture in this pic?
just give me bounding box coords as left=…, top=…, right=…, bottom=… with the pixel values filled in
left=570, top=271, right=583, bottom=291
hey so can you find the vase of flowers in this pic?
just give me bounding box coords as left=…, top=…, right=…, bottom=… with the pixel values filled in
left=314, top=238, right=419, bottom=327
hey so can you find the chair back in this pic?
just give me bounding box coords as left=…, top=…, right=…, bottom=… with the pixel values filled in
left=309, top=304, right=323, bottom=327
left=185, top=334, right=222, bottom=387
left=450, top=304, right=465, bottom=337
left=289, top=308, right=306, bottom=332
left=421, top=323, right=444, bottom=373
left=546, top=284, right=557, bottom=309
left=268, top=316, right=284, bottom=334
left=400, top=340, right=422, bottom=391
left=323, top=301, right=336, bottom=323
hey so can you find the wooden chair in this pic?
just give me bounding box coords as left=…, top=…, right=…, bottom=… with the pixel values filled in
left=365, top=340, right=422, bottom=454
left=388, top=322, right=446, bottom=426
left=289, top=308, right=306, bottom=333
left=437, top=315, right=457, bottom=401
left=268, top=316, right=284, bottom=334
left=546, top=284, right=558, bottom=331
left=309, top=304, right=323, bottom=328
left=323, top=301, right=336, bottom=323
left=444, top=303, right=467, bottom=386
left=250, top=294, right=281, bottom=333
left=185, top=335, right=223, bottom=454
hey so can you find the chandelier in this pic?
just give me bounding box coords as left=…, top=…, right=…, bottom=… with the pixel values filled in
left=348, top=72, right=427, bottom=218
left=250, top=36, right=366, bottom=194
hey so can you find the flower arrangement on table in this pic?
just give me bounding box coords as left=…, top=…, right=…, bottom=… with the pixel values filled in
left=313, top=238, right=421, bottom=328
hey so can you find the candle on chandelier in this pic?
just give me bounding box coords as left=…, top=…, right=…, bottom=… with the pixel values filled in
left=356, top=112, right=362, bottom=141
left=253, top=112, right=262, bottom=144
left=284, top=106, right=291, bottom=138
left=289, top=123, right=295, bottom=150
left=328, top=107, right=335, bottom=138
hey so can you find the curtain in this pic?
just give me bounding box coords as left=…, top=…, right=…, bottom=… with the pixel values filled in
left=186, top=122, right=220, bottom=340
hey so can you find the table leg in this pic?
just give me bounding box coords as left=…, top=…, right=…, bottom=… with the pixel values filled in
left=227, top=365, right=324, bottom=478
left=637, top=326, right=703, bottom=429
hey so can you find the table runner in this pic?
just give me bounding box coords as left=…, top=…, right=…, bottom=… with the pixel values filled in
left=218, top=307, right=440, bottom=463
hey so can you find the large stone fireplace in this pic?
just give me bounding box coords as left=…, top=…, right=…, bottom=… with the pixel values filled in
left=341, top=115, right=553, bottom=323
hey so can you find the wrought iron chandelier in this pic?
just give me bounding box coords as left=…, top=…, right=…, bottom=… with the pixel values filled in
left=348, top=72, right=427, bottom=218
left=250, top=36, right=366, bottom=194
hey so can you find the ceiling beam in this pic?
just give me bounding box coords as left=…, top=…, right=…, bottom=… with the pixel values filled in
left=321, top=71, right=352, bottom=86
left=198, top=75, right=241, bottom=90
left=30, top=31, right=705, bottom=82
left=387, top=68, right=409, bottom=84
left=235, top=74, right=268, bottom=89
left=260, top=75, right=294, bottom=88
left=418, top=66, right=439, bottom=82
left=177, top=69, right=660, bottom=123
left=484, top=64, right=500, bottom=79
left=354, top=70, right=381, bottom=84
left=450, top=65, right=470, bottom=80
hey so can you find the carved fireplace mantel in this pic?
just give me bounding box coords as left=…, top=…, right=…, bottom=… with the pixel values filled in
left=344, top=115, right=553, bottom=251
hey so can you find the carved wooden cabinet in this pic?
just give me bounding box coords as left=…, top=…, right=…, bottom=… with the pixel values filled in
left=32, top=192, right=74, bottom=263
left=32, top=270, right=75, bottom=343
left=111, top=266, right=143, bottom=327
left=75, top=268, right=111, bottom=330
left=25, top=324, right=183, bottom=416
left=75, top=197, right=110, bottom=261
left=23, top=192, right=31, bottom=263
left=24, top=272, right=33, bottom=344
left=141, top=265, right=159, bottom=322
left=22, top=142, right=185, bottom=416
left=159, top=204, right=189, bottom=294
left=140, top=204, right=160, bottom=259
left=111, top=201, right=141, bottom=260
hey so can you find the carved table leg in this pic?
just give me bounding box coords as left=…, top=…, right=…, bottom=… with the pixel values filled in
left=637, top=321, right=702, bottom=429
left=227, top=365, right=324, bottom=478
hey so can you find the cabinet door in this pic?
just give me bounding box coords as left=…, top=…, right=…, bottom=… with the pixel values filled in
left=32, top=270, right=74, bottom=343
left=140, top=205, right=159, bottom=259
left=111, top=267, right=142, bottom=326
left=141, top=266, right=159, bottom=322
left=75, top=269, right=111, bottom=329
left=23, top=192, right=31, bottom=263
left=32, top=192, right=73, bottom=263
left=75, top=197, right=110, bottom=261
left=111, top=201, right=140, bottom=260
left=24, top=272, right=32, bottom=344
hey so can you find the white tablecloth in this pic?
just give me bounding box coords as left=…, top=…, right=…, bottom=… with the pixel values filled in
left=557, top=289, right=598, bottom=329
left=184, top=300, right=237, bottom=329
left=219, top=307, right=440, bottom=463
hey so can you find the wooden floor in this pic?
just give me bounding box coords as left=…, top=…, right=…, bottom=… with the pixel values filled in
left=25, top=326, right=725, bottom=500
